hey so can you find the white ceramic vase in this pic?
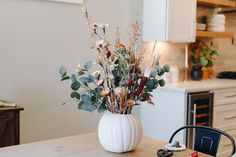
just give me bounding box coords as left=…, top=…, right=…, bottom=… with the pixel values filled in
left=98, top=111, right=143, bottom=153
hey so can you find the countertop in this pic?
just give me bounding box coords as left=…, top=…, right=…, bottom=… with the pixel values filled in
left=0, top=133, right=210, bottom=157
left=162, top=79, right=236, bottom=93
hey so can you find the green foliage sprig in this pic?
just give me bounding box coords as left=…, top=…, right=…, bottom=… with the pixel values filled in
left=189, top=41, right=218, bottom=68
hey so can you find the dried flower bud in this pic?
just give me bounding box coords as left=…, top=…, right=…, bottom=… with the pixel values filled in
left=137, top=73, right=144, bottom=78
left=96, top=40, right=105, bottom=48
left=125, top=79, right=134, bottom=86
left=76, top=64, right=83, bottom=73
left=105, top=50, right=111, bottom=58
left=92, top=71, right=100, bottom=80
left=118, top=44, right=126, bottom=49
left=135, top=66, right=141, bottom=74
left=130, top=54, right=136, bottom=64
left=130, top=66, right=141, bottom=74
left=110, top=54, right=116, bottom=62
left=125, top=99, right=136, bottom=106
left=93, top=23, right=98, bottom=29
left=147, top=98, right=154, bottom=105
left=115, top=87, right=128, bottom=98
left=100, top=90, right=110, bottom=97
left=96, top=79, right=104, bottom=86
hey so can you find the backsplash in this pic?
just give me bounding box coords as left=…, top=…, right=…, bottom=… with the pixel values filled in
left=213, top=13, right=236, bottom=72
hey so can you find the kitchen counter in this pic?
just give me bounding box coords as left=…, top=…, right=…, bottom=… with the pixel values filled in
left=162, top=79, right=236, bottom=93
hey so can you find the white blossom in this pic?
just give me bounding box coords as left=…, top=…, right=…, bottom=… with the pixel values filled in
left=76, top=64, right=83, bottom=73
left=92, top=70, right=100, bottom=79
left=115, top=87, right=128, bottom=98
left=96, top=40, right=105, bottom=48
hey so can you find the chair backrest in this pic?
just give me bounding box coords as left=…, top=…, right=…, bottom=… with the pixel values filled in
left=169, top=125, right=236, bottom=156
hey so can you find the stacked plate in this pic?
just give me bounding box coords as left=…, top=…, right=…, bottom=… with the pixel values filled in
left=207, top=14, right=226, bottom=32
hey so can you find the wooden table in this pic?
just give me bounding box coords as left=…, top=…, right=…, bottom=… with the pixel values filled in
left=0, top=133, right=211, bottom=157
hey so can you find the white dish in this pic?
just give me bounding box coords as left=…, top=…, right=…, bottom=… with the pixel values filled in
left=197, top=23, right=206, bottom=31
left=207, top=20, right=225, bottom=25
left=208, top=14, right=226, bottom=20
left=207, top=27, right=225, bottom=32
left=207, top=23, right=225, bottom=27
left=0, top=102, right=17, bottom=107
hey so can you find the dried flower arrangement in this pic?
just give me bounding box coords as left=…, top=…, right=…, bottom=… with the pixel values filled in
left=59, top=6, right=169, bottom=114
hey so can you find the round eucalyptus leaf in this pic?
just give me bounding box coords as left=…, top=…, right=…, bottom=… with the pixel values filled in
left=71, top=81, right=80, bottom=91
left=163, top=64, right=170, bottom=72
left=59, top=66, right=67, bottom=77
left=91, top=96, right=96, bottom=103
left=78, top=101, right=97, bottom=112
left=156, top=66, right=162, bottom=74
left=158, top=79, right=166, bottom=87
left=81, top=94, right=91, bottom=102
left=70, top=91, right=80, bottom=100
left=153, top=79, right=159, bottom=89
left=84, top=61, right=93, bottom=70
left=71, top=74, right=78, bottom=82
left=157, top=68, right=165, bottom=76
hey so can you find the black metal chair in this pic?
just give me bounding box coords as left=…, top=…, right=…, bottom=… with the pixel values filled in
left=169, top=125, right=236, bottom=156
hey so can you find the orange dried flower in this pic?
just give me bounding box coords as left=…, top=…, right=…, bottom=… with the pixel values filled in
left=118, top=44, right=126, bottom=49
left=100, top=90, right=110, bottom=97
left=125, top=99, right=136, bottom=106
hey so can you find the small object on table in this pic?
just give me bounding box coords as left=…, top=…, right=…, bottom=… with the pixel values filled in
left=172, top=141, right=181, bottom=148
left=0, top=101, right=17, bottom=107
left=165, top=141, right=186, bottom=151
left=190, top=151, right=199, bottom=157
left=157, top=149, right=173, bottom=157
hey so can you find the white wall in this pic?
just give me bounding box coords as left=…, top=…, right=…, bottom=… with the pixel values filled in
left=0, top=0, right=142, bottom=143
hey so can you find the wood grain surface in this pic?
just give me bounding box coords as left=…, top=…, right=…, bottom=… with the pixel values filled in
left=0, top=133, right=212, bottom=157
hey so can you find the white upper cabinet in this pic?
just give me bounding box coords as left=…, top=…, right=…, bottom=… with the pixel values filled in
left=143, top=0, right=197, bottom=42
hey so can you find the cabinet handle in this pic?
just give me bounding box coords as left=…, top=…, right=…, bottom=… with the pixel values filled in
left=224, top=115, right=236, bottom=120
left=225, top=94, right=236, bottom=98
left=223, top=143, right=232, bottom=147
left=193, top=104, right=197, bottom=125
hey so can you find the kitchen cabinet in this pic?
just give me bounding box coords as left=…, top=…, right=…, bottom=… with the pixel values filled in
left=141, top=80, right=236, bottom=156
left=0, top=106, right=24, bottom=147
left=143, top=0, right=197, bottom=42
left=214, top=88, right=236, bottom=157
left=141, top=88, right=213, bottom=146
left=141, top=88, right=187, bottom=143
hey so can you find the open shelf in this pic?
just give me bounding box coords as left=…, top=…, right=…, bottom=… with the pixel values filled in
left=197, top=0, right=236, bottom=7
left=196, top=31, right=235, bottom=38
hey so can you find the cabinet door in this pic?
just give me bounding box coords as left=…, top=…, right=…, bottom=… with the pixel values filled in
left=0, top=112, right=19, bottom=147
left=143, top=0, right=196, bottom=42
left=166, top=0, right=196, bottom=42
left=143, top=0, right=167, bottom=41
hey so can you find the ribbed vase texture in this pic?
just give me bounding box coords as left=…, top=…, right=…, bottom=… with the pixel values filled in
left=98, top=112, right=143, bottom=153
